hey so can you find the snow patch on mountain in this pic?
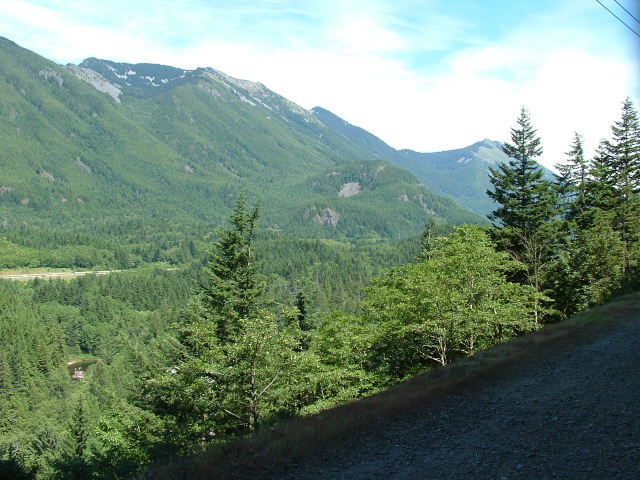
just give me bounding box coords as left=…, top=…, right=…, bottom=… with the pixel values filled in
left=76, top=58, right=322, bottom=124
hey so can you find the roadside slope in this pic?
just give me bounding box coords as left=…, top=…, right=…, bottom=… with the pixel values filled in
left=281, top=293, right=640, bottom=480
left=151, top=293, right=639, bottom=480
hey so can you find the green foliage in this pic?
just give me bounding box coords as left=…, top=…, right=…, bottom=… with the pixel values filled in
left=299, top=312, right=379, bottom=413
left=141, top=198, right=309, bottom=452
left=89, top=403, right=166, bottom=479
left=2, top=36, right=637, bottom=480
left=0, top=266, right=196, bottom=480
left=311, top=107, right=519, bottom=217
left=486, top=108, right=560, bottom=324
left=590, top=98, right=640, bottom=271
left=487, top=107, right=557, bottom=235
left=554, top=212, right=625, bottom=315
left=201, top=196, right=263, bottom=341
left=363, top=225, right=542, bottom=381
left=551, top=98, right=640, bottom=313
left=555, top=132, right=589, bottom=223
left=160, top=312, right=304, bottom=440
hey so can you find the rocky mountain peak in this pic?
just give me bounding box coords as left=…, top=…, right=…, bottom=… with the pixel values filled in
left=77, top=58, right=193, bottom=89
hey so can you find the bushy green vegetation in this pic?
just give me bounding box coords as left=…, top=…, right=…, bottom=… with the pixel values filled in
left=487, top=101, right=640, bottom=317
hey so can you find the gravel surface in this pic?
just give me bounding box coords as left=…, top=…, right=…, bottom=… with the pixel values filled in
left=278, top=313, right=640, bottom=480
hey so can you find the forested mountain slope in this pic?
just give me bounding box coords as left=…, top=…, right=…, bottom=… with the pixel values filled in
left=0, top=37, right=482, bottom=239
left=311, top=106, right=553, bottom=216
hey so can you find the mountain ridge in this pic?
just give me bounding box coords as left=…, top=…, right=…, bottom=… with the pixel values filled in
left=310, top=107, right=553, bottom=216
left=0, top=37, right=483, bottom=240
left=66, top=55, right=538, bottom=218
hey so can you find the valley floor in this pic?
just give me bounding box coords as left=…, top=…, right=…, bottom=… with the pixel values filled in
left=274, top=297, right=640, bottom=480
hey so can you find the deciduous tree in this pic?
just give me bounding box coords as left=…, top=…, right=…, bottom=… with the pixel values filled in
left=363, top=225, right=543, bottom=380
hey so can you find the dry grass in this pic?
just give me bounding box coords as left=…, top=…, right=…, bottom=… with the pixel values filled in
left=0, top=267, right=74, bottom=276
left=148, top=291, right=640, bottom=480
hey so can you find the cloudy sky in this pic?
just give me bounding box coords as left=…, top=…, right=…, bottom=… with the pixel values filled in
left=1, top=0, right=638, bottom=169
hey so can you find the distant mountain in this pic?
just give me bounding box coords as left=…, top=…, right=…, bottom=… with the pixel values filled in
left=0, top=37, right=482, bottom=240
left=395, top=140, right=511, bottom=216
left=311, top=107, right=551, bottom=216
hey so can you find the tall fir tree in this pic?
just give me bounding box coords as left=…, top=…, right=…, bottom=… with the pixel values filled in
left=487, top=108, right=558, bottom=321
left=487, top=107, right=556, bottom=235
left=609, top=98, right=640, bottom=272
left=142, top=195, right=307, bottom=449
left=610, top=98, right=640, bottom=192
left=587, top=98, right=640, bottom=272
left=555, top=132, right=589, bottom=223
left=200, top=194, right=264, bottom=342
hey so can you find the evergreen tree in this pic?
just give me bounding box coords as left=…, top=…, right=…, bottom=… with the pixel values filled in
left=487, top=107, right=556, bottom=235
left=587, top=98, right=640, bottom=272
left=608, top=98, right=640, bottom=272
left=555, top=132, right=589, bottom=223
left=144, top=196, right=306, bottom=449
left=610, top=98, right=640, bottom=193
left=587, top=139, right=617, bottom=211
left=487, top=107, right=558, bottom=320
left=567, top=212, right=625, bottom=313
left=200, top=194, right=263, bottom=342
left=417, top=217, right=436, bottom=260
left=294, top=289, right=311, bottom=332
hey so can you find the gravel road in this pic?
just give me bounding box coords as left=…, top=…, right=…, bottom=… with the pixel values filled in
left=279, top=311, right=640, bottom=480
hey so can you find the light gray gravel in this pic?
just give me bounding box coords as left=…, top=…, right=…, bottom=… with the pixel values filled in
left=277, top=314, right=640, bottom=480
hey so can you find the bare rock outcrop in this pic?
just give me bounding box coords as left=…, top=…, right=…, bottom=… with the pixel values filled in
left=338, top=182, right=361, bottom=198
left=308, top=207, right=341, bottom=226
left=39, top=69, right=64, bottom=87
left=66, top=64, right=122, bottom=102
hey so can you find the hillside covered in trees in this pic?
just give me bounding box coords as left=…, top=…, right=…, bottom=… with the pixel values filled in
left=0, top=37, right=481, bottom=240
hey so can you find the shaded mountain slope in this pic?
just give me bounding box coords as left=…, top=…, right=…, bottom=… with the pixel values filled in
left=395, top=140, right=509, bottom=216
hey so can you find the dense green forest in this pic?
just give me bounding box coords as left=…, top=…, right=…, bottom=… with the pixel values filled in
left=1, top=99, right=638, bottom=479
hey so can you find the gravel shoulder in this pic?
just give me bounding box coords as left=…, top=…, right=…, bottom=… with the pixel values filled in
left=278, top=299, right=640, bottom=480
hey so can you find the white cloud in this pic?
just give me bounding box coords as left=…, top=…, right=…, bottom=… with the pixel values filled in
left=0, top=0, right=161, bottom=64
left=327, top=18, right=407, bottom=53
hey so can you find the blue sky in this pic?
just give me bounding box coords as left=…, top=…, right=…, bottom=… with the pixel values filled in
left=1, top=0, right=638, bottom=169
